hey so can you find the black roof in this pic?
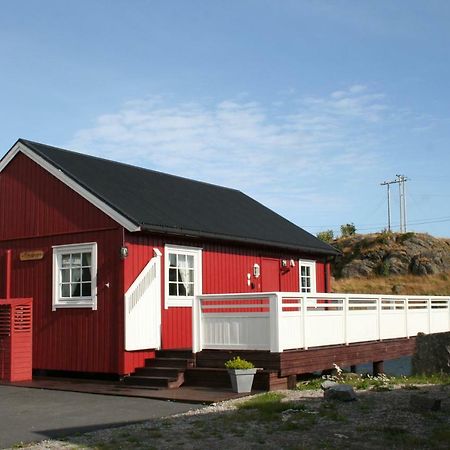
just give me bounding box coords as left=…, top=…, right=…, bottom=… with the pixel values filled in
left=16, top=139, right=338, bottom=256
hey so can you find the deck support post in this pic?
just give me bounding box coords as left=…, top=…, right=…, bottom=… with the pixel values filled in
left=373, top=360, right=384, bottom=376
left=350, top=365, right=357, bottom=373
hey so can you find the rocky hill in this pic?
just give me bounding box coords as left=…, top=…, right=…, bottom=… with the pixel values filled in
left=331, top=232, right=450, bottom=279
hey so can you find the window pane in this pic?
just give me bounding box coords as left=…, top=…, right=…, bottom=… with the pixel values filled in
left=178, top=254, right=186, bottom=267
left=72, top=268, right=81, bottom=283
left=187, top=269, right=195, bottom=282
left=169, top=253, right=177, bottom=267
left=61, top=269, right=70, bottom=282
left=185, top=284, right=194, bottom=296
left=169, top=283, right=177, bottom=296
left=61, top=254, right=71, bottom=268
left=178, top=284, right=186, bottom=296
left=305, top=267, right=310, bottom=276
left=82, top=253, right=91, bottom=266
left=82, top=268, right=91, bottom=282
left=187, top=255, right=194, bottom=268
left=61, top=284, right=70, bottom=297
left=72, top=253, right=82, bottom=266
left=301, top=267, right=306, bottom=276
left=169, top=268, right=177, bottom=282
left=81, top=283, right=91, bottom=297
left=71, top=283, right=81, bottom=297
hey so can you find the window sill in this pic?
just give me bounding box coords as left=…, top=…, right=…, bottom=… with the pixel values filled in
left=53, top=300, right=97, bottom=311
left=166, top=297, right=194, bottom=308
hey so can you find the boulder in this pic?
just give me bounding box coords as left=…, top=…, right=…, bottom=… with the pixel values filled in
left=323, top=384, right=357, bottom=402
left=321, top=380, right=338, bottom=390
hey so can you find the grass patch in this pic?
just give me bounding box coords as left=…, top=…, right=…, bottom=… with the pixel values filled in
left=237, top=392, right=309, bottom=421
left=296, top=371, right=450, bottom=393
left=333, top=271, right=450, bottom=296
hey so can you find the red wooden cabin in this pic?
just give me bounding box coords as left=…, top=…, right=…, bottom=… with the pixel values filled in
left=0, top=139, right=337, bottom=380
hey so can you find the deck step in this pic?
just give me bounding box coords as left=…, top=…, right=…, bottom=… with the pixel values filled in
left=145, top=357, right=194, bottom=369
left=124, top=373, right=185, bottom=389
left=156, top=349, right=193, bottom=359
left=134, top=367, right=180, bottom=377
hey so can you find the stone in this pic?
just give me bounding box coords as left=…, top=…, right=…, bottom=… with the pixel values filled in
left=323, top=384, right=357, bottom=402
left=409, top=394, right=441, bottom=412
left=321, top=380, right=338, bottom=390
left=412, top=331, right=450, bottom=375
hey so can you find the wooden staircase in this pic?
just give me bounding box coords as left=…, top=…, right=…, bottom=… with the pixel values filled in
left=124, top=350, right=194, bottom=389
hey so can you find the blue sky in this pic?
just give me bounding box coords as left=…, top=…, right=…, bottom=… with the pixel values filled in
left=2, top=1, right=450, bottom=237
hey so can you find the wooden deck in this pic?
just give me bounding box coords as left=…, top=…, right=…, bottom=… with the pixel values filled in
left=0, top=376, right=252, bottom=404
left=192, top=336, right=417, bottom=389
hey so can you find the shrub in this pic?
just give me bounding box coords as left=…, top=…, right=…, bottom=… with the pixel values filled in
left=224, top=356, right=255, bottom=370
left=377, top=260, right=391, bottom=277
left=317, top=230, right=334, bottom=243
left=340, top=223, right=356, bottom=237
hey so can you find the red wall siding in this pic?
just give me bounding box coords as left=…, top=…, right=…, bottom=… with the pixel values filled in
left=0, top=153, right=124, bottom=374
left=0, top=153, right=116, bottom=241
left=124, top=232, right=330, bottom=373
left=0, top=230, right=123, bottom=373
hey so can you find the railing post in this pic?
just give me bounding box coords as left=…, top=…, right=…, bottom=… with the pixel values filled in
left=301, top=295, right=308, bottom=350
left=428, top=297, right=432, bottom=334
left=192, top=295, right=203, bottom=353
left=405, top=297, right=409, bottom=338
left=377, top=297, right=382, bottom=341
left=269, top=294, right=283, bottom=353
left=344, top=296, right=349, bottom=345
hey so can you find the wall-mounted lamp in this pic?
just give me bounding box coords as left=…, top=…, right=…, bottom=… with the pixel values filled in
left=290, top=259, right=296, bottom=267
left=281, top=259, right=288, bottom=268
left=120, top=246, right=129, bottom=259
left=253, top=263, right=260, bottom=278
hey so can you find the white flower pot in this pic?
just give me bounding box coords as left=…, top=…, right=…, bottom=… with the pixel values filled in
left=227, top=368, right=257, bottom=393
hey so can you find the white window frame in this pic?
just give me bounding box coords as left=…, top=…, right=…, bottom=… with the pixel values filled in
left=52, top=242, right=98, bottom=310
left=299, top=259, right=316, bottom=294
left=164, top=244, right=202, bottom=308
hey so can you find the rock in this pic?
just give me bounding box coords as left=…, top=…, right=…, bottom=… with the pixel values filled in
left=409, top=394, right=441, bottom=412
left=323, top=384, right=357, bottom=402
left=340, top=259, right=376, bottom=278
left=332, top=232, right=450, bottom=278
left=391, top=284, right=404, bottom=294
left=412, top=331, right=450, bottom=375
left=321, top=380, right=338, bottom=390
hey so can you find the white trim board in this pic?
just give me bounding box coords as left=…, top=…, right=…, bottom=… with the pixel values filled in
left=0, top=141, right=140, bottom=232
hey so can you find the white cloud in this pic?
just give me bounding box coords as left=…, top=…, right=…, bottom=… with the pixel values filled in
left=69, top=85, right=394, bottom=221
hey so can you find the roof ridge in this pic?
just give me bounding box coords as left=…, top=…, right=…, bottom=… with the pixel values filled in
left=19, top=138, right=242, bottom=194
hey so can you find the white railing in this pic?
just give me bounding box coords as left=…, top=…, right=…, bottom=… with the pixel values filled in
left=192, top=292, right=450, bottom=353
left=124, top=249, right=162, bottom=351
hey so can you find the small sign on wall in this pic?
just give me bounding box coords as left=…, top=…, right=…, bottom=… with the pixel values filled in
left=19, top=250, right=44, bottom=261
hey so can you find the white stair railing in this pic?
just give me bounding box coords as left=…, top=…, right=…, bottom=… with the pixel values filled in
left=124, top=249, right=162, bottom=351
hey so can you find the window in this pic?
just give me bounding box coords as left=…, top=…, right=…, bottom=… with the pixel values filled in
left=52, top=243, right=97, bottom=310
left=299, top=260, right=316, bottom=293
left=165, top=245, right=202, bottom=308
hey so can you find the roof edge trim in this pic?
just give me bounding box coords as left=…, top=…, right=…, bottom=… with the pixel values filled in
left=0, top=141, right=141, bottom=232
left=140, top=223, right=339, bottom=256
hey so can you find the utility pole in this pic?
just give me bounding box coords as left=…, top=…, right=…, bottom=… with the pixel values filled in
left=396, top=174, right=408, bottom=232
left=380, top=175, right=408, bottom=233
left=380, top=180, right=394, bottom=232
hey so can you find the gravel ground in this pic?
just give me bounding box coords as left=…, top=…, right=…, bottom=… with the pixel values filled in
left=10, top=384, right=450, bottom=450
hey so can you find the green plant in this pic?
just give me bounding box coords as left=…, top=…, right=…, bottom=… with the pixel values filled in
left=317, top=229, right=334, bottom=243
left=224, top=356, right=255, bottom=370
left=340, top=223, right=356, bottom=237
left=377, top=260, right=391, bottom=277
